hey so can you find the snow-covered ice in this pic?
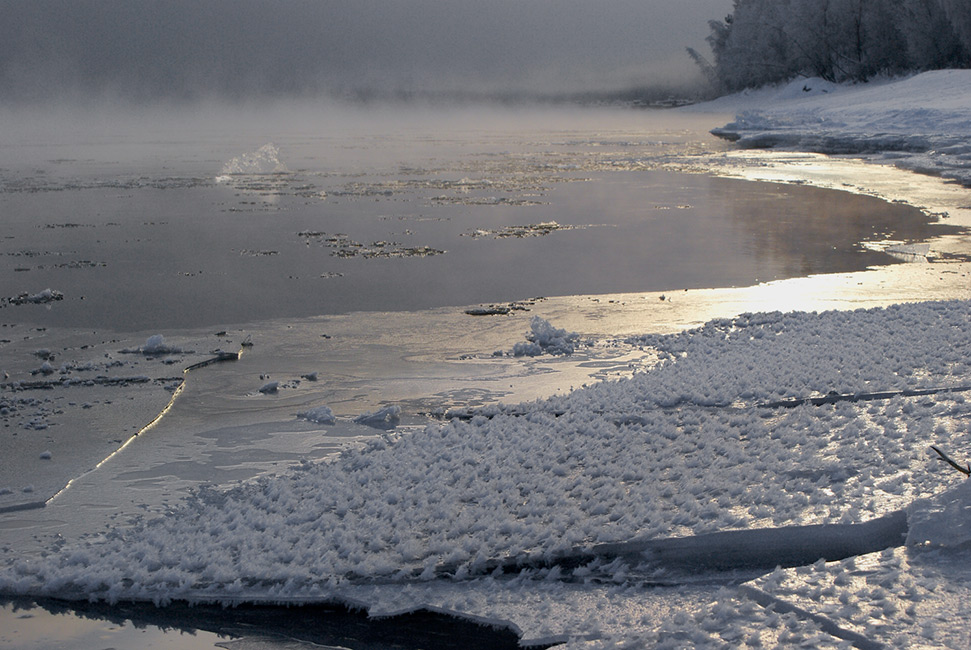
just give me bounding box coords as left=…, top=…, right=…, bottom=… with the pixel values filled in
left=3, top=299, right=971, bottom=647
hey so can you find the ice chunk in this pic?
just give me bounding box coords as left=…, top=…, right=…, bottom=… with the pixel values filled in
left=354, top=405, right=401, bottom=429
left=8, top=288, right=64, bottom=305
left=886, top=243, right=930, bottom=262
left=258, top=381, right=280, bottom=394
left=512, top=316, right=580, bottom=357
left=27, top=289, right=53, bottom=303
left=298, top=405, right=335, bottom=425
left=139, top=335, right=182, bottom=355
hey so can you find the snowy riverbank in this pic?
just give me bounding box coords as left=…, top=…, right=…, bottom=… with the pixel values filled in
left=694, top=69, right=971, bottom=187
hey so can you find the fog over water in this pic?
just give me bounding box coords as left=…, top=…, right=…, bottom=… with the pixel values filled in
left=1, top=103, right=947, bottom=332
left=0, top=0, right=732, bottom=103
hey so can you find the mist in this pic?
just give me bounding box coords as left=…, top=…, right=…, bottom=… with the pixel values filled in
left=1, top=0, right=732, bottom=105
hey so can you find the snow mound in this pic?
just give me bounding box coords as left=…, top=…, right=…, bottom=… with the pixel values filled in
left=512, top=316, right=580, bottom=357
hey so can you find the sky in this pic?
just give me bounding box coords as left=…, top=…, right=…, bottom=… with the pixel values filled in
left=0, top=0, right=733, bottom=103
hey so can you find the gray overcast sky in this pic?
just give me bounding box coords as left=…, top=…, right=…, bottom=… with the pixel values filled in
left=0, top=0, right=734, bottom=102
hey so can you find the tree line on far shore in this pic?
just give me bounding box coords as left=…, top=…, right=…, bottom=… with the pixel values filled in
left=690, top=0, right=971, bottom=93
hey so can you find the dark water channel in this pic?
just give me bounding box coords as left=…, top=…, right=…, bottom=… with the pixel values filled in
left=0, top=168, right=952, bottom=332
left=1, top=597, right=534, bottom=650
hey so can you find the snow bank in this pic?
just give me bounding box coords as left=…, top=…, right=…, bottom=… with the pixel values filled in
left=695, top=70, right=971, bottom=186
left=2, top=300, right=970, bottom=610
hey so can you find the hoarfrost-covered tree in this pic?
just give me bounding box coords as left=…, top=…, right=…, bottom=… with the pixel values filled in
left=706, top=0, right=798, bottom=91
left=856, top=0, right=910, bottom=78
left=899, top=0, right=966, bottom=70
left=939, top=0, right=971, bottom=54
left=701, top=0, right=968, bottom=92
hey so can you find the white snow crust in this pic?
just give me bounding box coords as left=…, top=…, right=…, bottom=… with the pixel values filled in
left=2, top=300, right=971, bottom=646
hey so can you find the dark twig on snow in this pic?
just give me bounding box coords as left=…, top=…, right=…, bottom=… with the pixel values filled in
left=930, top=445, right=971, bottom=477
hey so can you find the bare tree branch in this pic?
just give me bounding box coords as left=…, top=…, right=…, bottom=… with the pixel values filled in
left=931, top=445, right=971, bottom=477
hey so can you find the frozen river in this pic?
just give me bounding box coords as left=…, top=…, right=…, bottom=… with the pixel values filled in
left=1, top=102, right=970, bottom=648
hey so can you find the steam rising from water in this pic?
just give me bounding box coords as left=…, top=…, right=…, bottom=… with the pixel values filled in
left=217, top=143, right=288, bottom=178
